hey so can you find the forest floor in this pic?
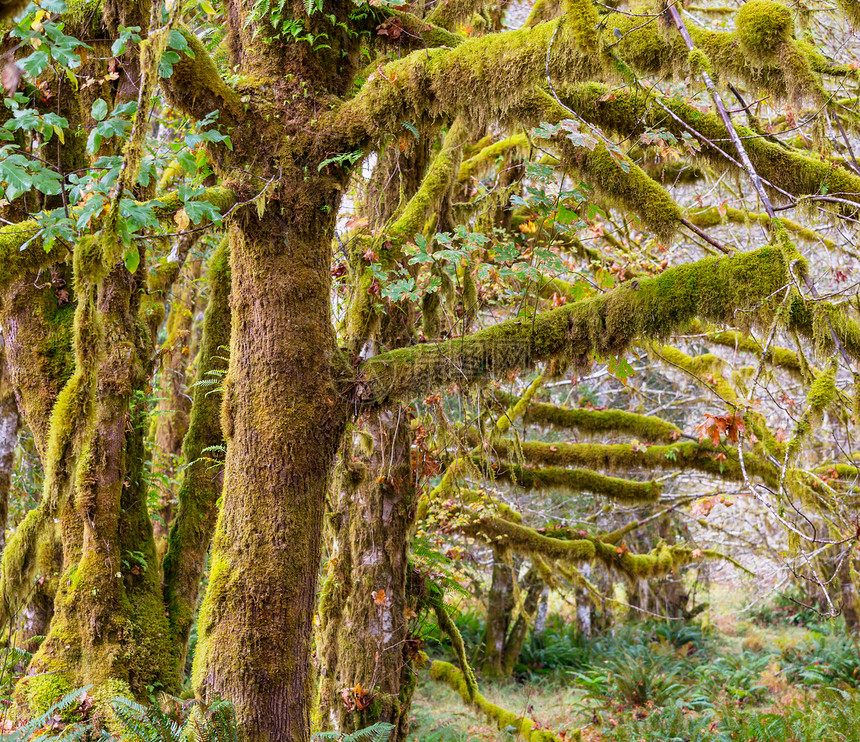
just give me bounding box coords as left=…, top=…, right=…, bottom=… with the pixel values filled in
left=409, top=584, right=860, bottom=742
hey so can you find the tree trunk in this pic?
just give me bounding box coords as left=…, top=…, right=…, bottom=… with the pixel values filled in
left=162, top=240, right=230, bottom=677
left=0, top=275, right=73, bottom=646
left=482, top=549, right=514, bottom=678
left=151, top=260, right=201, bottom=560
left=501, top=566, right=544, bottom=676
left=317, top=405, right=416, bottom=739
left=0, top=340, right=20, bottom=556
left=193, top=211, right=347, bottom=742
left=21, top=243, right=179, bottom=708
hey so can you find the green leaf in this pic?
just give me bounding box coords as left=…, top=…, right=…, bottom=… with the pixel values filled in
left=123, top=246, right=140, bottom=274
left=91, top=98, right=108, bottom=121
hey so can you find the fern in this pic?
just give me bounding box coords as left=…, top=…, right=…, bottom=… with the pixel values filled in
left=2, top=686, right=92, bottom=742
left=312, top=721, right=394, bottom=742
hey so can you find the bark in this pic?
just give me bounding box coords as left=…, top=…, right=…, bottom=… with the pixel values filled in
left=192, top=211, right=348, bottom=742
left=0, top=275, right=73, bottom=645
left=162, top=239, right=230, bottom=675
left=0, top=337, right=20, bottom=556
left=481, top=549, right=514, bottom=678
left=151, top=259, right=202, bottom=559
left=839, top=557, right=859, bottom=633
left=501, top=567, right=544, bottom=677
left=20, top=238, right=180, bottom=708
left=317, top=406, right=416, bottom=739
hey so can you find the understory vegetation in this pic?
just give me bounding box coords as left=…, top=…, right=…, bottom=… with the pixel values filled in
left=414, top=604, right=860, bottom=742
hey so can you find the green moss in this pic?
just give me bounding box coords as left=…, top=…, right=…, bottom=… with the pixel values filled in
left=687, top=47, right=713, bottom=76
left=736, top=0, right=794, bottom=60
left=686, top=207, right=838, bottom=251
left=359, top=245, right=794, bottom=407
left=433, top=605, right=477, bottom=701
left=429, top=661, right=578, bottom=741
left=491, top=462, right=662, bottom=503
left=492, top=390, right=682, bottom=441
left=837, top=0, right=860, bottom=26
left=18, top=672, right=73, bottom=717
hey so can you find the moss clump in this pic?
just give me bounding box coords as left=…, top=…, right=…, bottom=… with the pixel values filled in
left=18, top=672, right=73, bottom=717
left=687, top=47, right=713, bottom=76
left=736, top=0, right=794, bottom=60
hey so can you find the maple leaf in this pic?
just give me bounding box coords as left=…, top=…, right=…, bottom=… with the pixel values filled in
left=372, top=589, right=389, bottom=606
left=696, top=413, right=745, bottom=446
left=691, top=496, right=717, bottom=517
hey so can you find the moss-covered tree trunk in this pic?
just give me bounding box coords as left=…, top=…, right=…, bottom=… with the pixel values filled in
left=192, top=209, right=347, bottom=742
left=0, top=343, right=20, bottom=556
left=317, top=406, right=416, bottom=739
left=482, top=549, right=514, bottom=678
left=0, top=275, right=73, bottom=646
left=500, top=566, right=544, bottom=677
left=20, top=242, right=180, bottom=708
left=151, top=260, right=201, bottom=560
left=162, top=240, right=230, bottom=676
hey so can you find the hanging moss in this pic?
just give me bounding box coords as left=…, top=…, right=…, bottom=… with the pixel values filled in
left=559, top=83, right=860, bottom=208
left=686, top=207, right=838, bottom=252
left=687, top=47, right=713, bottom=76
left=837, top=0, right=860, bottom=26
left=786, top=361, right=837, bottom=457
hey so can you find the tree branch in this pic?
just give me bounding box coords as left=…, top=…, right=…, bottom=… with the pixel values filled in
left=354, top=245, right=793, bottom=407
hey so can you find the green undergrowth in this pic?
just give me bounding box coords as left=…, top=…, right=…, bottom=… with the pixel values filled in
left=414, top=612, right=860, bottom=742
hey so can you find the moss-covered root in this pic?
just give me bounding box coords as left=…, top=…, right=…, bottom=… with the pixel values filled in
left=161, top=239, right=231, bottom=673
left=429, top=661, right=580, bottom=741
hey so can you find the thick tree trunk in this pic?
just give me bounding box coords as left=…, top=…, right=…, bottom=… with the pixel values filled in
left=0, top=275, right=73, bottom=645
left=317, top=405, right=416, bottom=739
left=193, top=211, right=347, bottom=742
left=482, top=549, right=514, bottom=677
left=21, top=244, right=179, bottom=708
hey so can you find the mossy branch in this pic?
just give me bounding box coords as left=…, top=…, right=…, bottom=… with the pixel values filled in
left=429, top=661, right=577, bottom=741
left=468, top=433, right=778, bottom=487
left=160, top=27, right=243, bottom=124
left=355, top=245, right=793, bottom=407
left=485, top=460, right=662, bottom=504
left=490, top=390, right=682, bottom=441
left=451, top=508, right=714, bottom=579
left=432, top=604, right=478, bottom=701
left=0, top=187, right=234, bottom=296
left=561, top=83, right=860, bottom=211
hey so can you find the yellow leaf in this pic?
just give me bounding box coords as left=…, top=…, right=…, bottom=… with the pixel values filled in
left=174, top=208, right=190, bottom=230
